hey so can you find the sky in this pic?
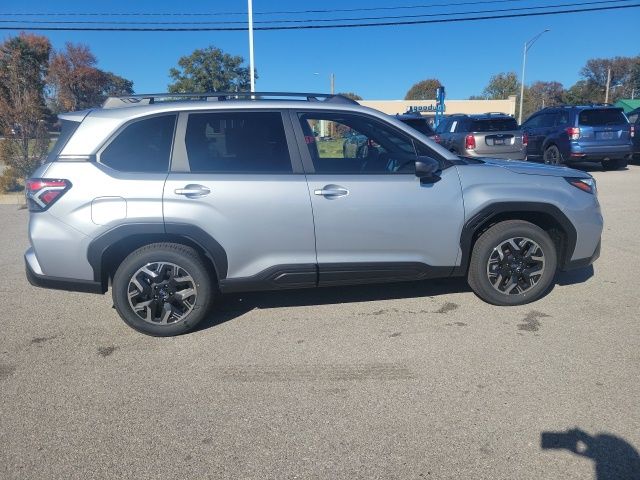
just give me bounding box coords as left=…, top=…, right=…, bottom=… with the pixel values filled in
left=1, top=0, right=639, bottom=100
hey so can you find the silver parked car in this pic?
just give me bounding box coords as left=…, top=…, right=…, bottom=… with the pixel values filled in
left=435, top=113, right=527, bottom=160
left=25, top=92, right=602, bottom=336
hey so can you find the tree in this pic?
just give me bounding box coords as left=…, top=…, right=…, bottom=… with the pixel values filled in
left=522, top=81, right=564, bottom=119
left=168, top=46, right=254, bottom=93
left=404, top=79, right=442, bottom=100
left=482, top=72, right=519, bottom=100
left=47, top=43, right=133, bottom=112
left=337, top=92, right=362, bottom=101
left=0, top=34, right=51, bottom=191
left=571, top=55, right=640, bottom=103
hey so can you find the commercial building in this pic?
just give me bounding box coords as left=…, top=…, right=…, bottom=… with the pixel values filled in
left=360, top=95, right=517, bottom=117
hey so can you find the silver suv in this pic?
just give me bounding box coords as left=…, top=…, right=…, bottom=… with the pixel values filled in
left=435, top=113, right=527, bottom=160
left=25, top=92, right=602, bottom=336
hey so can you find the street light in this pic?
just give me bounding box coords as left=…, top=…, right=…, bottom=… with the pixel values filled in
left=518, top=28, right=550, bottom=124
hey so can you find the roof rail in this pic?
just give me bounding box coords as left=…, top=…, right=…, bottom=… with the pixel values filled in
left=483, top=112, right=509, bottom=116
left=102, top=91, right=359, bottom=109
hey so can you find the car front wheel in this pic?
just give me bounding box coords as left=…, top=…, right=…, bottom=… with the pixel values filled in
left=112, top=243, right=214, bottom=336
left=467, top=220, right=558, bottom=306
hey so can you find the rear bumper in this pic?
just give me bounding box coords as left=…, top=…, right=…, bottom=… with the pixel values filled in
left=568, top=144, right=632, bottom=161
left=562, top=239, right=601, bottom=271
left=25, top=247, right=104, bottom=294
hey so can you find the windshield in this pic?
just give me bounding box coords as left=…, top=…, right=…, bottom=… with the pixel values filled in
left=578, top=109, right=628, bottom=126
left=470, top=118, right=518, bottom=132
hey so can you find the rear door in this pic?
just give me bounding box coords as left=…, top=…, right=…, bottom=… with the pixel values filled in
left=163, top=110, right=317, bottom=288
left=576, top=108, right=631, bottom=146
left=292, top=110, right=464, bottom=285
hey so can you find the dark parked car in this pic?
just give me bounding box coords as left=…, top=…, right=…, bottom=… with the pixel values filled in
left=521, top=105, right=633, bottom=170
left=395, top=112, right=436, bottom=137
left=434, top=113, right=527, bottom=160
left=627, top=108, right=639, bottom=160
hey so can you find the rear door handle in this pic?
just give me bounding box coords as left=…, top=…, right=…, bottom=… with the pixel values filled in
left=174, top=184, right=211, bottom=198
left=314, top=185, right=349, bottom=198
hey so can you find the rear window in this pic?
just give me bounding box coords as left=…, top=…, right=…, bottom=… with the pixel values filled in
left=578, top=109, right=628, bottom=126
left=470, top=118, right=518, bottom=132
left=46, top=120, right=81, bottom=162
left=400, top=118, right=434, bottom=136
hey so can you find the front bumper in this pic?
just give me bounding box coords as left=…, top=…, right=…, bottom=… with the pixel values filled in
left=25, top=248, right=104, bottom=294
left=562, top=239, right=601, bottom=271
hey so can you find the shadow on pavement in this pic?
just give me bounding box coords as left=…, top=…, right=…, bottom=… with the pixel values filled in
left=196, top=277, right=470, bottom=331
left=541, top=428, right=640, bottom=480
left=197, top=265, right=595, bottom=331
left=556, top=265, right=594, bottom=286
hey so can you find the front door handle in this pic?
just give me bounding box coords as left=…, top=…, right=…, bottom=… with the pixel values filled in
left=174, top=184, right=211, bottom=198
left=314, top=184, right=349, bottom=198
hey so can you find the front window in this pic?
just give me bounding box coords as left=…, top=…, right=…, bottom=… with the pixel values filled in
left=299, top=113, right=419, bottom=174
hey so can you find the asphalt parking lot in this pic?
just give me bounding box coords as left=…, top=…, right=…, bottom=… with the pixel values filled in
left=1, top=164, right=639, bottom=479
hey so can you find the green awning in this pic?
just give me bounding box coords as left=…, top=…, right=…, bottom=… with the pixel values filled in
left=614, top=99, right=640, bottom=113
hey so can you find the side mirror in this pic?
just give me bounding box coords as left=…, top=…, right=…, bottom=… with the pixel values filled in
left=415, top=156, right=441, bottom=184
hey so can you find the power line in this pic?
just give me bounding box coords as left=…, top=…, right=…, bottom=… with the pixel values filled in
left=0, top=0, right=632, bottom=25
left=0, top=0, right=530, bottom=17
left=1, top=3, right=638, bottom=31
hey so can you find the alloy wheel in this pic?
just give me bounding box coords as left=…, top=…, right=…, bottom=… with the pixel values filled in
left=127, top=262, right=197, bottom=325
left=486, top=237, right=545, bottom=295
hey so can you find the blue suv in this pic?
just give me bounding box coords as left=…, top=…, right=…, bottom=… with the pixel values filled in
left=521, top=105, right=633, bottom=170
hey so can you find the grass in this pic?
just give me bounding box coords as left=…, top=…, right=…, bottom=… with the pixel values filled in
left=317, top=138, right=346, bottom=158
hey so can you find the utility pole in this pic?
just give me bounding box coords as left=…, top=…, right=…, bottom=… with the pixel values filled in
left=330, top=73, right=335, bottom=94
left=604, top=67, right=611, bottom=103
left=248, top=0, right=255, bottom=93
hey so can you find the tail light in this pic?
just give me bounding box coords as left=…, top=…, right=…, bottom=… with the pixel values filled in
left=464, top=134, right=476, bottom=150
left=433, top=134, right=441, bottom=143
left=522, top=133, right=528, bottom=146
left=631, top=125, right=635, bottom=138
left=566, top=127, right=580, bottom=140
left=25, top=178, right=71, bottom=212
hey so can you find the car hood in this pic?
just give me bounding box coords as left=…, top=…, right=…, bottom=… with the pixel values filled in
left=477, top=157, right=591, bottom=179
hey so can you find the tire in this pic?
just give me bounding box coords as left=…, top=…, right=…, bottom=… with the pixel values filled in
left=112, top=242, right=214, bottom=336
left=467, top=220, right=558, bottom=306
left=543, top=145, right=563, bottom=165
left=601, top=158, right=627, bottom=170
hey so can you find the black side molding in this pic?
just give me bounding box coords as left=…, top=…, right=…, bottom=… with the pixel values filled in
left=220, top=264, right=318, bottom=293
left=455, top=202, right=578, bottom=275
left=26, top=259, right=104, bottom=294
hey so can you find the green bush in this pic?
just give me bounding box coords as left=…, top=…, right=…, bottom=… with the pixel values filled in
left=0, top=166, right=23, bottom=193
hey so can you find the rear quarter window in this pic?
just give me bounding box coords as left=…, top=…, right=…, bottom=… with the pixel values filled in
left=46, top=120, right=81, bottom=162
left=100, top=114, right=177, bottom=173
left=470, top=118, right=518, bottom=132
left=578, top=109, right=628, bottom=126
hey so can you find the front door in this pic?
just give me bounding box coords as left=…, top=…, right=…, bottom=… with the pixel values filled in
left=292, top=110, right=464, bottom=286
left=163, top=110, right=317, bottom=290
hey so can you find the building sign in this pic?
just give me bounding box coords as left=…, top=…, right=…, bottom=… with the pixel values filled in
left=407, top=103, right=446, bottom=113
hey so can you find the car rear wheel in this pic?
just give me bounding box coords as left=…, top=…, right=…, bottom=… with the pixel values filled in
left=112, top=243, right=214, bottom=336
left=468, top=220, right=558, bottom=306
left=543, top=145, right=563, bottom=165
left=601, top=158, right=627, bottom=170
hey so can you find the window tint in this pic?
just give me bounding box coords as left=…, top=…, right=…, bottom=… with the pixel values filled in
left=523, top=115, right=541, bottom=128
left=539, top=113, right=556, bottom=128
left=185, top=112, right=292, bottom=173
left=101, top=115, right=176, bottom=173
left=299, top=112, right=417, bottom=174
left=449, top=120, right=458, bottom=132
left=555, top=111, right=570, bottom=126
left=578, top=109, right=628, bottom=126
left=470, top=118, right=518, bottom=132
